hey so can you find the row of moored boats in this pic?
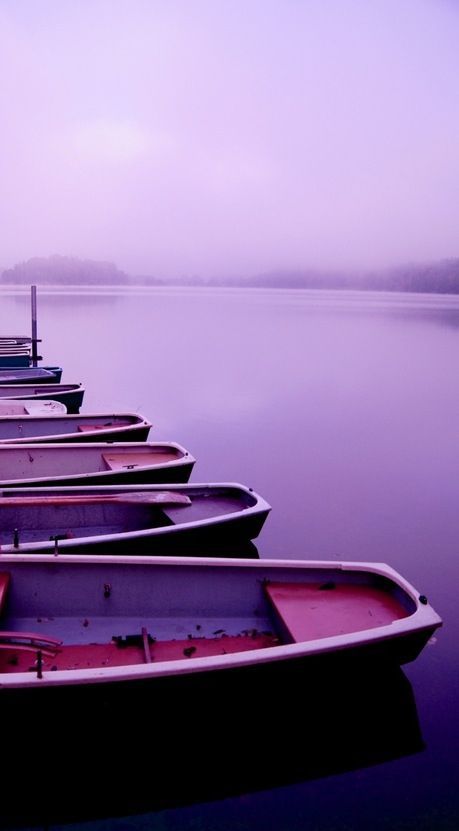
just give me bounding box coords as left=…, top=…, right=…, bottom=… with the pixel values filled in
left=0, top=334, right=441, bottom=697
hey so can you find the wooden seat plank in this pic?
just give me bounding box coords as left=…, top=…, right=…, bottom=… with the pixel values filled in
left=102, top=451, right=176, bottom=470
left=265, top=581, right=410, bottom=643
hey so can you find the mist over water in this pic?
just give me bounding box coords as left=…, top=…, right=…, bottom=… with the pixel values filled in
left=1, top=285, right=457, bottom=827
left=1, top=1, right=459, bottom=278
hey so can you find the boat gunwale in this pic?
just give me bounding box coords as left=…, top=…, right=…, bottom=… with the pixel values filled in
left=0, top=383, right=83, bottom=396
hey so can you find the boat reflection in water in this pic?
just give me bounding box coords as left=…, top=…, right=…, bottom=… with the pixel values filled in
left=2, top=653, right=424, bottom=828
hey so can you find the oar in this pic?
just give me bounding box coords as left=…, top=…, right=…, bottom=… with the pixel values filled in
left=0, top=491, right=192, bottom=507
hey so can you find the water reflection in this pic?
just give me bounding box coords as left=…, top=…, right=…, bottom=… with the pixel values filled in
left=8, top=291, right=121, bottom=309
left=150, top=539, right=261, bottom=558
left=1, top=663, right=423, bottom=828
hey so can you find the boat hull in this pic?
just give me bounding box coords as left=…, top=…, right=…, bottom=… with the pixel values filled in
left=0, top=354, right=31, bottom=367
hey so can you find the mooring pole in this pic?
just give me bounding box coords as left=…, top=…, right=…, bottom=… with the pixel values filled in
left=31, top=284, right=38, bottom=366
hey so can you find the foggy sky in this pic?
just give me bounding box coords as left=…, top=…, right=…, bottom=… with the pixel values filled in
left=1, top=0, right=458, bottom=280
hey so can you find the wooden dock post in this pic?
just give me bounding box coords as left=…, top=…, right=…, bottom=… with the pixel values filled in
left=31, top=285, right=39, bottom=366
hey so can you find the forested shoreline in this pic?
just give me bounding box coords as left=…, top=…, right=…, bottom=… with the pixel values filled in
left=2, top=254, right=459, bottom=294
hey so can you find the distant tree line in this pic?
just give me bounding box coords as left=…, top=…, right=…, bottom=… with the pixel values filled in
left=1, top=255, right=130, bottom=285
left=225, top=258, right=459, bottom=294
left=2, top=254, right=459, bottom=294
left=370, top=260, right=459, bottom=294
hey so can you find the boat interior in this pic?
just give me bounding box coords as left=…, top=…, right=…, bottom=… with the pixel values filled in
left=0, top=414, right=147, bottom=440
left=0, top=562, right=415, bottom=675
left=0, top=368, right=57, bottom=381
left=0, top=401, right=67, bottom=416
left=0, top=487, right=254, bottom=545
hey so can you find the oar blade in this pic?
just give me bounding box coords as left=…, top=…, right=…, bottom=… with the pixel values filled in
left=0, top=491, right=192, bottom=508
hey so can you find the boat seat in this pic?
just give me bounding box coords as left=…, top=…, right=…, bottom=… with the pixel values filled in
left=264, top=582, right=312, bottom=643
left=0, top=572, right=10, bottom=615
left=102, top=452, right=174, bottom=470
left=102, top=452, right=145, bottom=470
left=265, top=580, right=410, bottom=644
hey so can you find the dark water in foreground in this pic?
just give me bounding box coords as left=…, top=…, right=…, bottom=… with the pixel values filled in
left=1, top=286, right=458, bottom=829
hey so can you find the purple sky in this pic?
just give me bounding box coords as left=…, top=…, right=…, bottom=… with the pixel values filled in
left=1, top=0, right=458, bottom=279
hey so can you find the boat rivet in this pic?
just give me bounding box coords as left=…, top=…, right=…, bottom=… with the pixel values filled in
left=419, top=595, right=428, bottom=605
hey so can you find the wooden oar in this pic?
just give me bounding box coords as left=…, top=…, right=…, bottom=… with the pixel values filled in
left=0, top=491, right=192, bottom=507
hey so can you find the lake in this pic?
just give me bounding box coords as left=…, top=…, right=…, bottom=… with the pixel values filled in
left=1, top=285, right=458, bottom=829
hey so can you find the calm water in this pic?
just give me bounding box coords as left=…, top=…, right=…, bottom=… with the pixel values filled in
left=1, top=286, right=458, bottom=829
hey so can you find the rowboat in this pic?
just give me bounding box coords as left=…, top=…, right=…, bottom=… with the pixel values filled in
left=0, top=336, right=32, bottom=346
left=0, top=336, right=38, bottom=367
left=0, top=441, right=195, bottom=486
left=0, top=367, right=63, bottom=383
left=0, top=482, right=271, bottom=554
left=0, top=556, right=441, bottom=692
left=0, top=411, right=151, bottom=443
left=0, top=399, right=67, bottom=416
left=0, top=337, right=33, bottom=367
left=0, top=383, right=84, bottom=413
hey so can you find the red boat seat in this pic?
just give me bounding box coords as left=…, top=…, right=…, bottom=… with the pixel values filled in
left=265, top=581, right=409, bottom=643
